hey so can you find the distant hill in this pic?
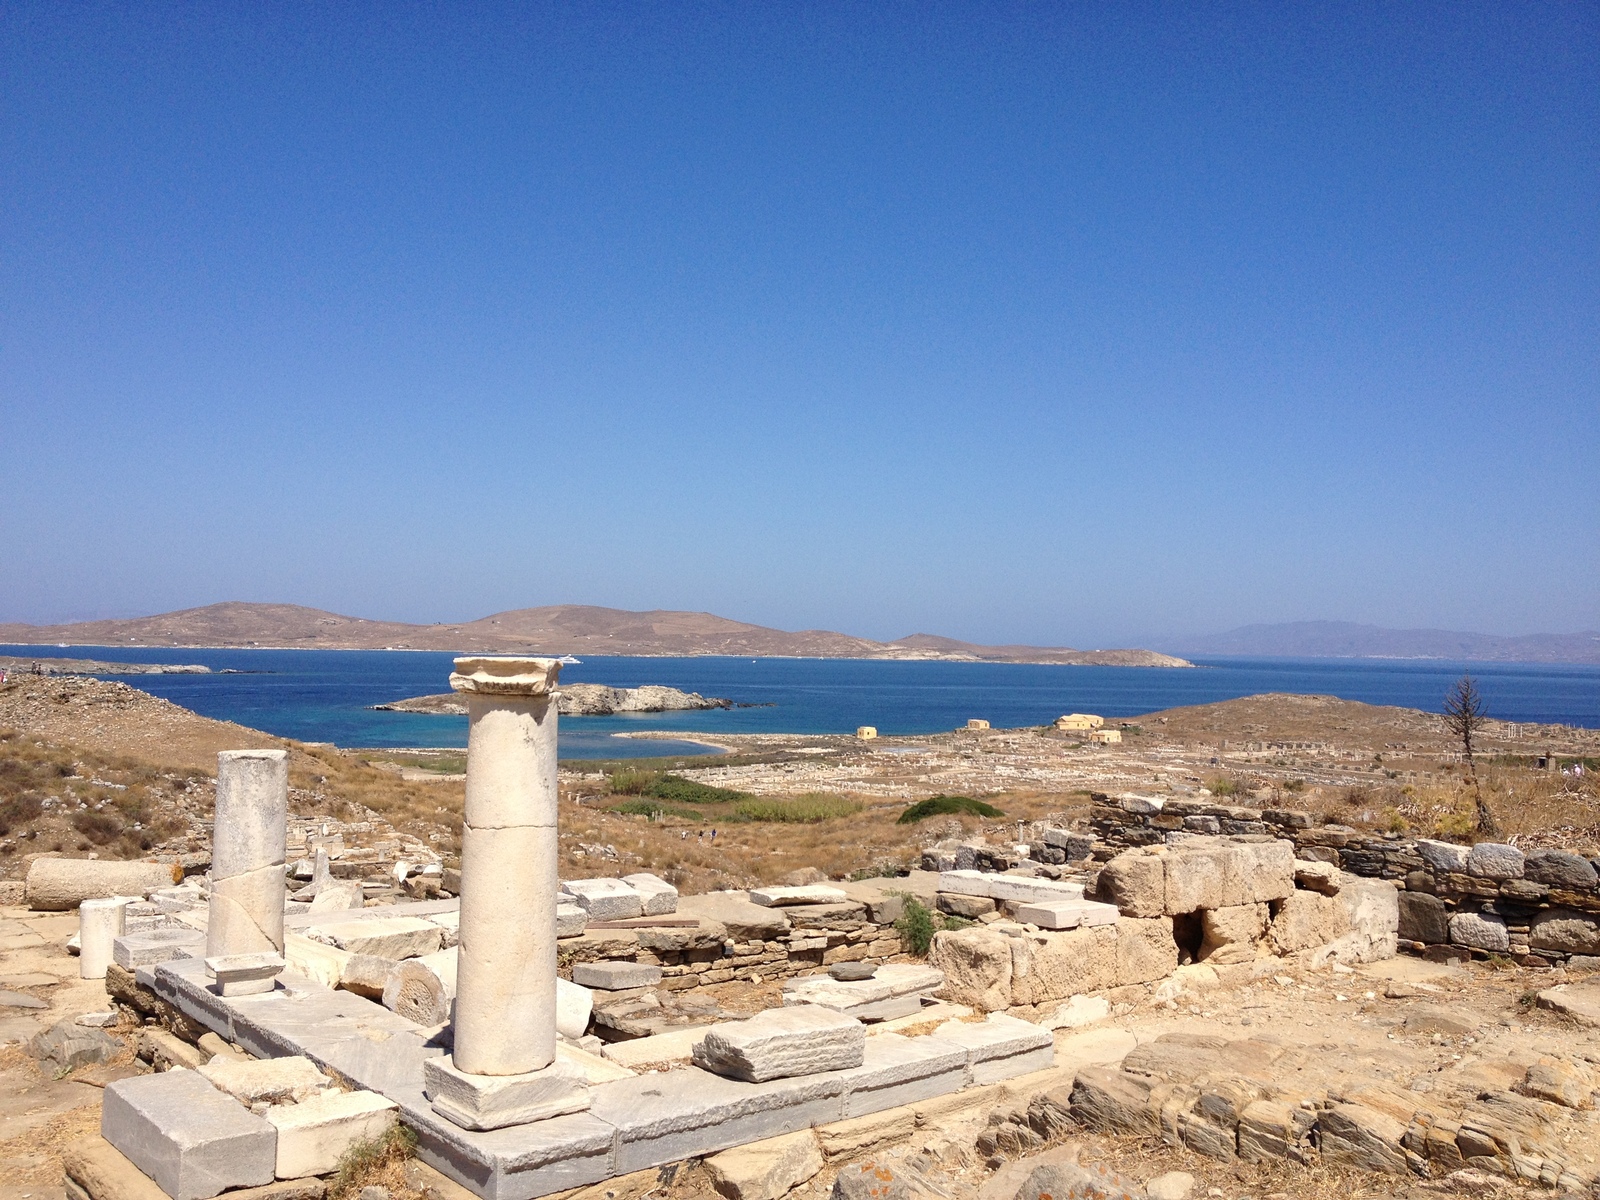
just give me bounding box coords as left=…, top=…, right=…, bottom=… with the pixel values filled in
left=0, top=602, right=1193, bottom=667
left=1176, top=620, right=1600, bottom=665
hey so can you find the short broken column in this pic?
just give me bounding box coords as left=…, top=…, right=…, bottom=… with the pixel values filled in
left=206, top=749, right=288, bottom=996
left=422, top=657, right=590, bottom=1130
left=79, top=896, right=131, bottom=979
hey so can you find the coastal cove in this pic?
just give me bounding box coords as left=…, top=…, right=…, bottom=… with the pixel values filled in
left=4, top=645, right=1599, bottom=756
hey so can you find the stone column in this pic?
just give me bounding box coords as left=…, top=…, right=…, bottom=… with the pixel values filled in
left=79, top=896, right=131, bottom=979
left=206, top=750, right=288, bottom=994
left=423, top=657, right=590, bottom=1131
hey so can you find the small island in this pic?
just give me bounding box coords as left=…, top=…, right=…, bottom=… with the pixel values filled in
left=372, top=682, right=733, bottom=717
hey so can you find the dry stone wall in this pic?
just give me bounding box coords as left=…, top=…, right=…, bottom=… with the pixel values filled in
left=1088, top=792, right=1600, bottom=969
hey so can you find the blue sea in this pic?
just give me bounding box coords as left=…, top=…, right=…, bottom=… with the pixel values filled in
left=4, top=645, right=1598, bottom=759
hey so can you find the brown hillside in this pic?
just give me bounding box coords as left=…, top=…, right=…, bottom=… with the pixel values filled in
left=0, top=601, right=1192, bottom=665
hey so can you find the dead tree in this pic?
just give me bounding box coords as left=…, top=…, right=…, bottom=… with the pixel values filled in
left=1443, top=674, right=1496, bottom=836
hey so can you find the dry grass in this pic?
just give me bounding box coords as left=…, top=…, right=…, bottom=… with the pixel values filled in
left=556, top=786, right=1095, bottom=893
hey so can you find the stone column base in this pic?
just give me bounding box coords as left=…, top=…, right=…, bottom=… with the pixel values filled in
left=205, top=952, right=284, bottom=997
left=423, top=1055, right=591, bottom=1131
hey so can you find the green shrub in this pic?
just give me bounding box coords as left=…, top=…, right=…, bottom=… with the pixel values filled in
left=645, top=774, right=753, bottom=804
left=734, top=794, right=864, bottom=823
left=895, top=895, right=939, bottom=956
left=608, top=768, right=659, bottom=795
left=893, top=894, right=975, bottom=956
left=896, top=795, right=1004, bottom=824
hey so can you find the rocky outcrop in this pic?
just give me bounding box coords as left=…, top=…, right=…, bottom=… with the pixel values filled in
left=372, top=683, right=732, bottom=716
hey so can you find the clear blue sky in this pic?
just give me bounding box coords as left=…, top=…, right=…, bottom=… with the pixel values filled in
left=3, top=3, right=1596, bottom=648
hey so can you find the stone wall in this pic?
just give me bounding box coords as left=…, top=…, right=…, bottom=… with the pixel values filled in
left=1087, top=792, right=1600, bottom=968
left=558, top=883, right=917, bottom=993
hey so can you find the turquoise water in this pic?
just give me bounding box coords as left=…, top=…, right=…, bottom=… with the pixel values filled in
left=4, top=645, right=1598, bottom=758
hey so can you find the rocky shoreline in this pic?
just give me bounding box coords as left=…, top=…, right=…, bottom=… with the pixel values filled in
left=0, top=655, right=210, bottom=676
left=373, top=682, right=733, bottom=717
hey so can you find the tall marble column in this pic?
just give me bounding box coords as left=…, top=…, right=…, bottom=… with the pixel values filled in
left=423, top=657, right=589, bottom=1131
left=206, top=750, right=288, bottom=994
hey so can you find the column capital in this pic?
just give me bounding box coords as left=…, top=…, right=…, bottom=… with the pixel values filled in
left=449, top=656, right=563, bottom=697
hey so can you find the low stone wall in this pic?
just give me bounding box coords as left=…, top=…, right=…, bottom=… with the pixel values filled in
left=1088, top=791, right=1600, bottom=968
left=557, top=883, right=918, bottom=996
left=929, top=835, right=1400, bottom=1015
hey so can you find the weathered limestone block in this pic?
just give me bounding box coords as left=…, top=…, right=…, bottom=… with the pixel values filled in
left=748, top=884, right=848, bottom=907
left=198, top=1055, right=330, bottom=1106
left=1398, top=892, right=1449, bottom=944
left=704, top=1130, right=824, bottom=1200
left=1010, top=925, right=1119, bottom=1005
left=1164, top=843, right=1250, bottom=913
left=1530, top=909, right=1600, bottom=956
left=1117, top=917, right=1179, bottom=985
left=1268, top=890, right=1350, bottom=954
left=138, top=1027, right=209, bottom=1071
left=101, top=1071, right=276, bottom=1200
left=1326, top=877, right=1399, bottom=964
left=306, top=916, right=443, bottom=959
left=928, top=926, right=1014, bottom=1010
left=692, top=1006, right=865, bottom=1082
left=572, top=960, right=664, bottom=990
left=556, top=902, right=589, bottom=938
left=114, top=928, right=206, bottom=970
left=1525, top=850, right=1599, bottom=891
left=1292, top=860, right=1341, bottom=895
left=1467, top=842, right=1525, bottom=881
left=677, top=892, right=791, bottom=940
left=266, top=1090, right=397, bottom=1179
left=564, top=878, right=646, bottom=921
left=26, top=858, right=177, bottom=912
left=1450, top=911, right=1510, bottom=952
left=622, top=872, right=680, bottom=915
left=336, top=953, right=396, bottom=999
left=1199, top=904, right=1268, bottom=964
left=306, top=882, right=364, bottom=912
left=937, top=893, right=996, bottom=918
left=1238, top=840, right=1295, bottom=903
left=1095, top=852, right=1166, bottom=918
left=1416, top=838, right=1469, bottom=873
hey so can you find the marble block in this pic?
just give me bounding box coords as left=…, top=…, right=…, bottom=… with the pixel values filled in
left=206, top=952, right=284, bottom=998
left=424, top=1055, right=592, bottom=1131
left=267, top=1089, right=398, bottom=1178
left=562, top=879, right=644, bottom=922
left=306, top=916, right=444, bottom=959
left=1012, top=899, right=1121, bottom=930
left=556, top=904, right=588, bottom=938
left=114, top=928, right=207, bottom=969
left=692, top=1006, right=865, bottom=1082
left=930, top=1013, right=1054, bottom=1084
left=747, top=885, right=848, bottom=908
left=571, top=961, right=662, bottom=991
left=101, top=1070, right=276, bottom=1200
left=621, top=873, right=679, bottom=916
